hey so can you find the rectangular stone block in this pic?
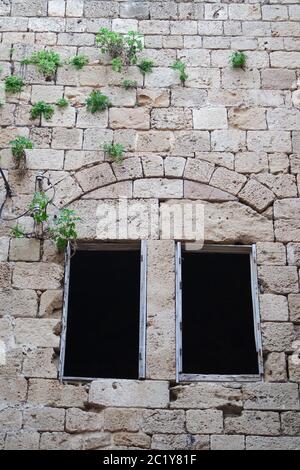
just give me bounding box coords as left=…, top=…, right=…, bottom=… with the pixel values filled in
left=104, top=408, right=143, bottom=432
left=193, top=107, right=227, bottom=130
left=0, top=237, right=9, bottom=261
left=13, top=262, right=63, bottom=290
left=288, top=294, right=300, bottom=323
left=170, top=383, right=242, bottom=410
left=243, top=383, right=299, bottom=410
left=25, top=149, right=64, bottom=170
left=152, top=434, right=209, bottom=451
left=0, top=377, right=27, bottom=406
left=258, top=266, right=299, bottom=294
left=186, top=410, right=223, bottom=434
left=109, top=108, right=150, bottom=130
left=66, top=408, right=103, bottom=433
left=9, top=239, right=40, bottom=262
left=246, top=436, right=300, bottom=450
left=0, top=408, right=22, bottom=432
left=5, top=431, right=39, bottom=450
left=146, top=241, right=175, bottom=380
left=265, top=352, right=287, bottom=382
left=259, top=294, right=289, bottom=322
left=151, top=109, right=192, bottom=130
left=23, top=348, right=58, bottom=378
left=133, top=178, right=183, bottom=199
left=211, top=435, right=244, bottom=451
left=15, top=319, right=59, bottom=348
left=28, top=379, right=88, bottom=408
left=142, top=410, right=185, bottom=434
left=89, top=380, right=169, bottom=408
left=225, top=411, right=280, bottom=436
left=24, top=407, right=65, bottom=431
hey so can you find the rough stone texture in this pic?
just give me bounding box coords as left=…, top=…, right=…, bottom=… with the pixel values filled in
left=89, top=380, right=169, bottom=409
left=265, top=352, right=288, bottom=382
left=186, top=410, right=223, bottom=434
left=1, top=0, right=300, bottom=450
left=23, top=407, right=65, bottom=432
left=146, top=241, right=175, bottom=380
left=243, top=383, right=300, bottom=411
left=225, top=411, right=280, bottom=436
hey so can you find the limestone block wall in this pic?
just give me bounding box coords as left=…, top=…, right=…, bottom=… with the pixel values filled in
left=0, top=0, right=300, bottom=450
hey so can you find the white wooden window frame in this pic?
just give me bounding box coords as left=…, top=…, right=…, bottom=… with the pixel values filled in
left=176, top=243, right=264, bottom=383
left=59, top=240, right=147, bottom=382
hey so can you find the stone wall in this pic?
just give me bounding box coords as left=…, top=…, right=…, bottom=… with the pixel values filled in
left=0, top=0, right=300, bottom=450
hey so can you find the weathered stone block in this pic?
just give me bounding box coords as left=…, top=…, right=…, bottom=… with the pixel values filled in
left=112, top=432, right=150, bottom=449
left=184, top=158, right=214, bottom=184
left=25, top=149, right=64, bottom=170
left=142, top=410, right=185, bottom=434
left=66, top=408, right=103, bottom=433
left=173, top=131, right=210, bottom=154
left=229, top=107, right=266, bottom=130
left=288, top=356, right=300, bottom=383
left=13, top=262, right=63, bottom=290
left=52, top=128, right=83, bottom=150
left=211, top=130, right=246, bottom=152
left=257, top=242, right=286, bottom=266
left=0, top=377, right=27, bottom=406
left=39, top=290, right=63, bottom=318
left=268, top=109, right=300, bottom=131
left=261, top=69, right=296, bottom=90
left=75, top=163, right=116, bottom=192
left=23, top=348, right=57, bottom=378
left=142, top=155, right=164, bottom=178
left=152, top=434, right=209, bottom=451
left=274, top=199, right=300, bottom=242
left=186, top=410, right=223, bottom=434
left=0, top=237, right=9, bottom=261
left=170, top=383, right=242, bottom=410
left=137, top=88, right=170, bottom=108
left=239, top=180, right=275, bottom=212
left=211, top=435, right=244, bottom=451
left=109, top=108, right=150, bottom=130
left=133, top=178, right=183, bottom=199
left=28, top=379, right=87, bottom=408
left=12, top=0, right=47, bottom=16
left=259, top=294, right=289, bottom=322
left=211, top=168, right=246, bottom=196
left=136, top=131, right=173, bottom=152
left=235, top=152, right=268, bottom=174
left=258, top=266, right=299, bottom=294
left=246, top=436, right=300, bottom=450
left=287, top=243, right=300, bottom=267
left=152, top=109, right=192, bottom=130
left=9, top=239, right=40, bottom=262
left=15, top=318, right=59, bottom=348
left=288, top=294, right=300, bottom=323
left=193, top=107, right=227, bottom=130
left=0, top=262, right=12, bottom=288
left=281, top=412, right=300, bottom=436
left=103, top=408, right=143, bottom=432
left=225, top=411, right=280, bottom=436
left=184, top=181, right=235, bottom=202
left=40, top=432, right=83, bottom=450
left=5, top=431, right=40, bottom=450
left=247, top=131, right=291, bottom=153
left=0, top=289, right=38, bottom=317
left=243, top=383, right=299, bottom=410
left=265, top=352, right=288, bottom=382
left=146, top=241, right=175, bottom=380
left=112, top=157, right=143, bottom=181
left=0, top=408, right=22, bottom=432
left=24, top=407, right=65, bottom=432
left=89, top=380, right=169, bottom=408
left=171, top=88, right=206, bottom=108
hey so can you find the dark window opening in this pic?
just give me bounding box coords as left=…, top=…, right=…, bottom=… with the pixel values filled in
left=181, top=250, right=259, bottom=376
left=63, top=247, right=142, bottom=380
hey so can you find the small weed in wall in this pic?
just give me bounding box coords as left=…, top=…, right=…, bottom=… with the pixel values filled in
left=5, top=75, right=24, bottom=94
left=68, top=54, right=89, bottom=70
left=56, top=97, right=69, bottom=108
left=96, top=28, right=143, bottom=70
left=104, top=143, right=125, bottom=164
left=138, top=59, right=154, bottom=76
left=11, top=224, right=26, bottom=238
left=50, top=209, right=80, bottom=251
left=30, top=101, right=54, bottom=121
left=230, top=51, right=247, bottom=69
left=29, top=191, right=50, bottom=224
left=10, top=136, right=33, bottom=164
left=122, top=79, right=137, bottom=90
left=85, top=91, right=111, bottom=113
left=172, top=60, right=188, bottom=86
left=22, top=50, right=61, bottom=80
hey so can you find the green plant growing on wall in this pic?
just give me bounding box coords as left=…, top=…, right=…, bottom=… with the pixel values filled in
left=103, top=143, right=125, bottom=164
left=172, top=60, right=188, bottom=85
left=22, top=50, right=61, bottom=79
left=96, top=28, right=143, bottom=69
left=85, top=91, right=111, bottom=113
left=9, top=136, right=34, bottom=161
left=0, top=100, right=4, bottom=107
left=28, top=191, right=50, bottom=224
left=68, top=54, right=89, bottom=70
left=122, top=79, right=137, bottom=90
left=56, top=97, right=69, bottom=108
left=230, top=51, right=247, bottom=69
left=138, top=59, right=154, bottom=76
left=10, top=224, right=26, bottom=238
left=50, top=209, right=80, bottom=251
left=30, top=101, right=54, bottom=121
left=111, top=57, right=123, bottom=73
left=5, top=75, right=24, bottom=94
